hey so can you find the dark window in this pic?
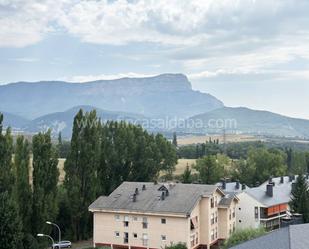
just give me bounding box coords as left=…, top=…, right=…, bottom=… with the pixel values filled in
left=161, top=218, right=166, bottom=224
left=133, top=233, right=137, bottom=238
left=211, top=198, right=214, bottom=208
left=124, top=221, right=129, bottom=227
left=124, top=232, right=129, bottom=244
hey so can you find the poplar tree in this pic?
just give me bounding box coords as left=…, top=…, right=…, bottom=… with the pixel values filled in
left=0, top=113, right=14, bottom=193
left=0, top=191, right=23, bottom=249
left=14, top=136, right=35, bottom=248
left=0, top=113, right=23, bottom=249
left=32, top=131, right=59, bottom=235
left=64, top=110, right=100, bottom=240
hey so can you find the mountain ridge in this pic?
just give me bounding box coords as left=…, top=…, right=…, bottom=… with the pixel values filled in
left=0, top=73, right=223, bottom=119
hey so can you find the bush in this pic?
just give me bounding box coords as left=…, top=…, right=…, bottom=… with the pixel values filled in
left=165, top=242, right=187, bottom=249
left=222, top=228, right=266, bottom=249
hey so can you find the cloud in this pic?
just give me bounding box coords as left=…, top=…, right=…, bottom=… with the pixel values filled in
left=9, top=57, right=39, bottom=62
left=0, top=0, right=66, bottom=47
left=60, top=72, right=157, bottom=83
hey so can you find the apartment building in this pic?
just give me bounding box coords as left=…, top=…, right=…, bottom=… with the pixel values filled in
left=89, top=182, right=239, bottom=249
left=236, top=176, right=293, bottom=230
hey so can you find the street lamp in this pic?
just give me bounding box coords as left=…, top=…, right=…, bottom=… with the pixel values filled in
left=37, top=233, right=55, bottom=248
left=46, top=221, right=61, bottom=243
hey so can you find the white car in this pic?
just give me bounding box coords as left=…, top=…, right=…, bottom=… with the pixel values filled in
left=52, top=241, right=72, bottom=249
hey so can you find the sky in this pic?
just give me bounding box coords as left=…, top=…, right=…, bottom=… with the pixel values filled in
left=1, top=0, right=309, bottom=119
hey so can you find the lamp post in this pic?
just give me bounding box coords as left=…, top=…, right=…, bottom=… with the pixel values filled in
left=46, top=221, right=61, bottom=243
left=37, top=234, right=55, bottom=248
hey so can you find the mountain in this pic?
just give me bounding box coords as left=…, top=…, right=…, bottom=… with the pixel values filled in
left=187, top=107, right=309, bottom=138
left=0, top=74, right=224, bottom=119
left=0, top=111, right=29, bottom=130
left=24, top=106, right=148, bottom=138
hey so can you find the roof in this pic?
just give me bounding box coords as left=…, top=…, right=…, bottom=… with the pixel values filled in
left=229, top=223, right=309, bottom=249
left=216, top=182, right=249, bottom=194
left=245, top=178, right=293, bottom=207
left=218, top=193, right=239, bottom=207
left=89, top=182, right=221, bottom=216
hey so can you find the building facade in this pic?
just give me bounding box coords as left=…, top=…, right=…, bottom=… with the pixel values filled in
left=89, top=182, right=238, bottom=249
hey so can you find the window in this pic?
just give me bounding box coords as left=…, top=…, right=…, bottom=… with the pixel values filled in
left=215, top=196, right=218, bottom=207
left=215, top=227, right=218, bottom=239
left=229, top=209, right=232, bottom=220
left=142, top=233, right=148, bottom=246
left=161, top=218, right=166, bottom=224
left=115, top=215, right=120, bottom=221
left=254, top=207, right=259, bottom=219
left=190, top=235, right=195, bottom=247
left=196, top=233, right=198, bottom=244
left=133, top=233, right=138, bottom=238
left=124, top=215, right=129, bottom=227
left=115, top=231, right=120, bottom=237
left=211, top=198, right=214, bottom=208
left=211, top=213, right=214, bottom=225
left=233, top=207, right=236, bottom=218
left=124, top=232, right=129, bottom=244
left=142, top=217, right=148, bottom=229
left=239, top=220, right=242, bottom=223
left=215, top=211, right=218, bottom=223
left=133, top=216, right=138, bottom=221
left=239, top=207, right=241, bottom=211
left=211, top=229, right=215, bottom=241
left=161, top=235, right=167, bottom=241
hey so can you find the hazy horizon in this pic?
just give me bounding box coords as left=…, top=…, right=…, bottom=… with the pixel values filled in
left=1, top=0, right=309, bottom=119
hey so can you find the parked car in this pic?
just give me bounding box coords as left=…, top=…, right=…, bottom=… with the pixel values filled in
left=52, top=241, right=72, bottom=249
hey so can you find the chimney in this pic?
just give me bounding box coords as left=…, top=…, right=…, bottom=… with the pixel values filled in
left=135, top=188, right=139, bottom=195
left=165, top=189, right=169, bottom=197
left=306, top=174, right=309, bottom=180
left=236, top=180, right=240, bottom=190
left=154, top=180, right=158, bottom=185
left=268, top=177, right=273, bottom=184
left=280, top=176, right=284, bottom=184
left=255, top=181, right=260, bottom=187
left=266, top=184, right=273, bottom=197
left=241, top=184, right=246, bottom=190
left=133, top=193, right=137, bottom=202
left=292, top=175, right=296, bottom=181
left=161, top=191, right=165, bottom=201
left=221, top=179, right=226, bottom=190
left=289, top=175, right=293, bottom=182
left=142, top=184, right=146, bottom=191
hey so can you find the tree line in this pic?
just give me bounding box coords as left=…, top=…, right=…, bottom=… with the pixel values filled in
left=0, top=110, right=177, bottom=248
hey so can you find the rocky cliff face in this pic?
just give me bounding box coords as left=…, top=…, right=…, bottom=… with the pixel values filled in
left=0, top=73, right=223, bottom=119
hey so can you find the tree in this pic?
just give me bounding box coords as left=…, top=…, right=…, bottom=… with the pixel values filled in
left=290, top=151, right=307, bottom=174
left=247, top=148, right=287, bottom=185
left=32, top=131, right=59, bottom=236
left=223, top=228, right=266, bottom=249
left=194, top=155, right=224, bottom=184
left=172, top=132, right=178, bottom=147
left=0, top=113, right=14, bottom=193
left=64, top=110, right=100, bottom=240
left=182, top=164, right=192, bottom=183
left=14, top=136, right=34, bottom=247
left=231, top=159, right=256, bottom=186
left=290, top=174, right=309, bottom=222
left=0, top=191, right=23, bottom=249
left=286, top=148, right=293, bottom=173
